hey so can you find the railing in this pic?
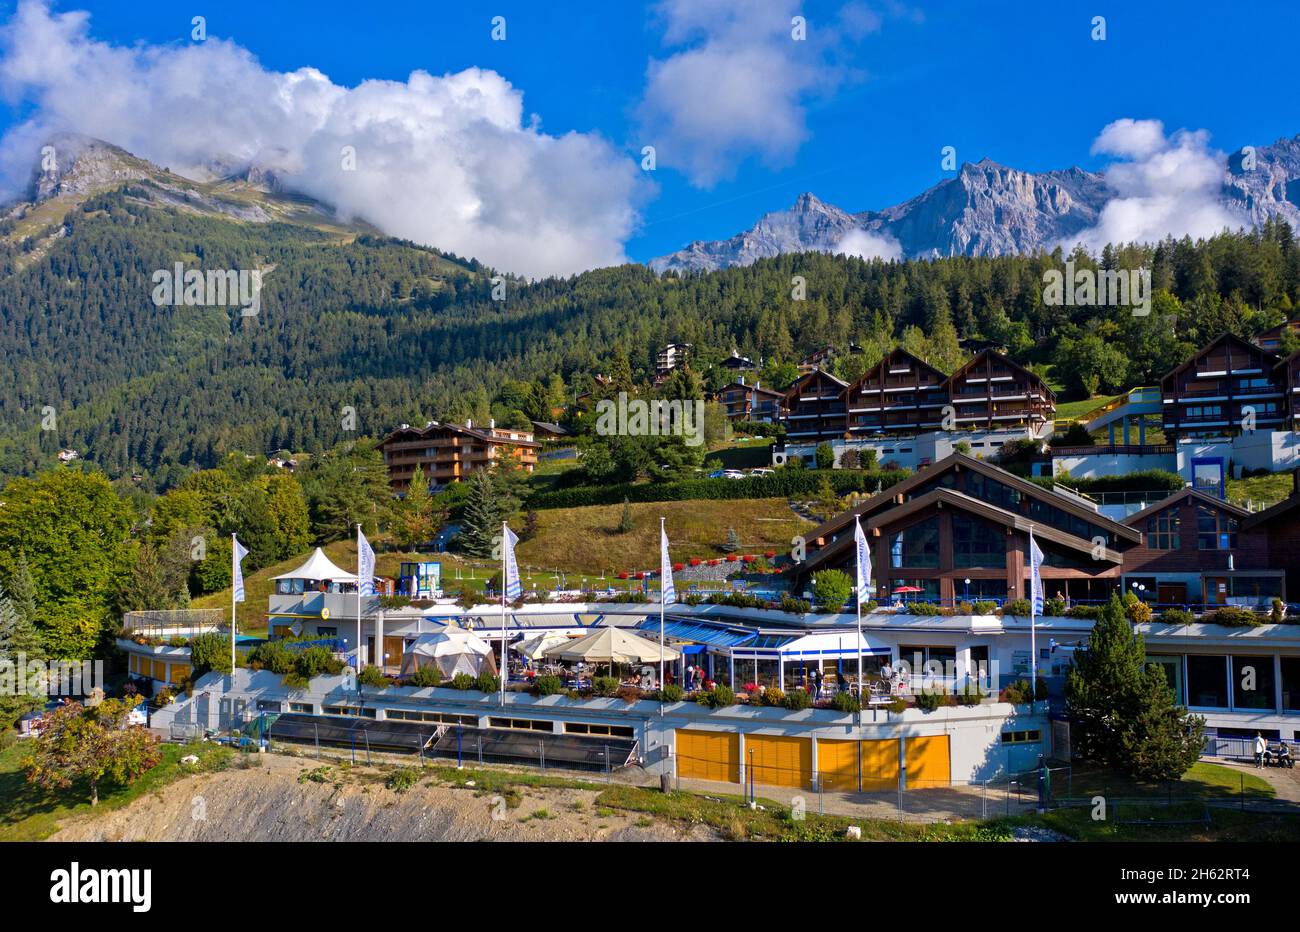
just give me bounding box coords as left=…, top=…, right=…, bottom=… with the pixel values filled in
left=122, top=608, right=225, bottom=638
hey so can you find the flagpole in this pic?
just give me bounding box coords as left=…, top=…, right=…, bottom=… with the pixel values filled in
left=1028, top=524, right=1038, bottom=690
left=854, top=517, right=864, bottom=724
left=659, top=517, right=666, bottom=694
left=230, top=532, right=237, bottom=676
left=500, top=521, right=508, bottom=706
left=356, top=523, right=363, bottom=671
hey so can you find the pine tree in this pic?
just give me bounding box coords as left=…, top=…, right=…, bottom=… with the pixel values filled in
left=721, top=528, right=740, bottom=553
left=617, top=498, right=634, bottom=534
left=1067, top=593, right=1205, bottom=779
left=458, top=470, right=500, bottom=557
left=392, top=465, right=437, bottom=551
left=0, top=567, right=45, bottom=728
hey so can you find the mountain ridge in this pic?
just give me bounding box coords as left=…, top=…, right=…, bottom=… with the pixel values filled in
left=650, top=135, right=1300, bottom=273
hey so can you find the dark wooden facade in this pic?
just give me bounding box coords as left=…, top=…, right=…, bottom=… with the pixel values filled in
left=779, top=368, right=849, bottom=441
left=715, top=379, right=784, bottom=423
left=942, top=350, right=1055, bottom=433
left=380, top=422, right=539, bottom=492
left=1160, top=334, right=1285, bottom=438
left=844, top=348, right=949, bottom=435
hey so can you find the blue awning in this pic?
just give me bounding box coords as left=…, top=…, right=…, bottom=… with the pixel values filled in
left=636, top=617, right=758, bottom=649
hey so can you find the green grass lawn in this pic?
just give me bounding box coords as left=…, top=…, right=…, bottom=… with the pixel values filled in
left=1054, top=393, right=1122, bottom=423
left=0, top=739, right=235, bottom=841
left=710, top=437, right=776, bottom=470
left=1057, top=760, right=1273, bottom=802
left=1226, top=471, right=1295, bottom=508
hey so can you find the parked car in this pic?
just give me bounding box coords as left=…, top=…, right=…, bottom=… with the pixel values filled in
left=750, top=467, right=775, bottom=476
left=722, top=470, right=746, bottom=479
left=707, top=470, right=726, bottom=479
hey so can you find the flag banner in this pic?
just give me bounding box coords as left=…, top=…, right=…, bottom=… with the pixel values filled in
left=502, top=525, right=522, bottom=600
left=853, top=516, right=872, bottom=603
left=232, top=536, right=250, bottom=604
left=660, top=526, right=676, bottom=605
left=1029, top=529, right=1045, bottom=617
left=358, top=528, right=376, bottom=597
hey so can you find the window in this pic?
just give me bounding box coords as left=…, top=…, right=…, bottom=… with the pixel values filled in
left=323, top=704, right=377, bottom=718
left=1186, top=655, right=1229, bottom=708
left=1145, top=655, right=1183, bottom=703
left=890, top=516, right=940, bottom=569
left=385, top=709, right=476, bottom=726
left=1196, top=505, right=1238, bottom=550
left=1282, top=659, right=1300, bottom=712
left=289, top=702, right=313, bottom=713
left=1145, top=510, right=1180, bottom=550
left=563, top=722, right=635, bottom=738
left=961, top=578, right=1007, bottom=600
left=1001, top=730, right=1041, bottom=744
left=952, top=514, right=1006, bottom=568
left=488, top=717, right=552, bottom=732
left=256, top=700, right=283, bottom=712
left=967, top=473, right=1022, bottom=511
left=1232, top=656, right=1276, bottom=711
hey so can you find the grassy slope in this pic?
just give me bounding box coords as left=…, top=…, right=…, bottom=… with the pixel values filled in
left=1054, top=393, right=1122, bottom=423
left=0, top=739, right=233, bottom=842
left=1226, top=471, right=1296, bottom=508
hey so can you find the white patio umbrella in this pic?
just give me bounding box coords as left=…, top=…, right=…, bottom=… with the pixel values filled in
left=399, top=626, right=497, bottom=678
left=512, top=631, right=571, bottom=661
left=544, top=626, right=681, bottom=668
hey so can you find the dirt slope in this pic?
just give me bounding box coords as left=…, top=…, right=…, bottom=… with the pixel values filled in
left=49, top=753, right=715, bottom=842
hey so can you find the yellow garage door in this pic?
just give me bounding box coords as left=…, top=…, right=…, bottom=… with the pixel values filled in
left=746, top=734, right=812, bottom=789
left=817, top=739, right=859, bottom=793
left=905, top=735, right=950, bottom=788
left=676, top=730, right=738, bottom=783
left=861, top=738, right=901, bottom=791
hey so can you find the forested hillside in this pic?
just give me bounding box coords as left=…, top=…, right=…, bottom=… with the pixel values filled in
left=1, top=181, right=1298, bottom=484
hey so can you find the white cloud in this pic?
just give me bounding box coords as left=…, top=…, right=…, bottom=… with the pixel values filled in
left=1068, top=118, right=1245, bottom=252
left=0, top=1, right=646, bottom=278
left=833, top=228, right=901, bottom=260
left=638, top=0, right=887, bottom=188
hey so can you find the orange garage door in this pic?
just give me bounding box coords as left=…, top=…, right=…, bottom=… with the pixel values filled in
left=746, top=734, right=812, bottom=788
left=812, top=739, right=901, bottom=792
left=676, top=730, right=738, bottom=783
left=860, top=738, right=901, bottom=791
left=904, top=735, right=951, bottom=788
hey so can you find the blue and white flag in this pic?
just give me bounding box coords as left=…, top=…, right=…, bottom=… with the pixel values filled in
left=232, top=535, right=250, bottom=603
left=357, top=527, right=376, bottom=596
left=853, top=516, right=872, bottom=604
left=660, top=526, right=676, bottom=606
left=502, top=524, right=522, bottom=600
left=1028, top=528, right=1045, bottom=618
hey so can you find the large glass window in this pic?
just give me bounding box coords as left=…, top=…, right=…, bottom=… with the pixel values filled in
left=1232, top=656, right=1276, bottom=711
left=1281, top=658, right=1300, bottom=712
left=1186, top=655, right=1229, bottom=708
left=1145, top=510, right=1180, bottom=550
left=953, top=514, right=1006, bottom=568
left=890, top=516, right=940, bottom=569
left=967, top=473, right=1022, bottom=511
left=960, top=578, right=1008, bottom=601
left=1146, top=655, right=1183, bottom=703
left=1197, top=505, right=1238, bottom=550
left=889, top=577, right=941, bottom=601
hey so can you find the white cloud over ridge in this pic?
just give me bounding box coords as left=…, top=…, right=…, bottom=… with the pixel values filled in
left=1067, top=118, right=1246, bottom=253
left=833, top=228, right=901, bottom=261
left=0, top=1, right=646, bottom=278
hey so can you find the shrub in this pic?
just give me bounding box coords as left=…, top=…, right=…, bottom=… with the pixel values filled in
left=885, top=697, right=907, bottom=714
left=534, top=674, right=563, bottom=696
left=615, top=685, right=643, bottom=703
left=450, top=673, right=474, bottom=690
left=906, top=602, right=942, bottom=616
left=1044, top=598, right=1067, bottom=616
left=971, top=600, right=998, bottom=616
left=593, top=675, right=620, bottom=697
left=812, top=569, right=853, bottom=612
left=761, top=687, right=786, bottom=707
left=1157, top=608, right=1195, bottom=626
left=1066, top=604, right=1103, bottom=620
left=247, top=640, right=296, bottom=675
left=1000, top=679, right=1034, bottom=704
left=1122, top=592, right=1153, bottom=625
left=386, top=767, right=420, bottom=793
left=1002, top=599, right=1031, bottom=616
left=657, top=683, right=684, bottom=703
left=475, top=671, right=501, bottom=694
left=357, top=665, right=388, bottom=688
left=296, top=646, right=344, bottom=679
left=155, top=687, right=175, bottom=706
left=1272, top=598, right=1286, bottom=624
left=829, top=691, right=860, bottom=714
left=814, top=442, right=836, bottom=469
left=958, top=685, right=985, bottom=707
left=1199, top=606, right=1263, bottom=628
left=408, top=665, right=443, bottom=688
left=696, top=684, right=735, bottom=708
left=914, top=690, right=946, bottom=712
left=189, top=631, right=232, bottom=676
left=783, top=688, right=812, bottom=711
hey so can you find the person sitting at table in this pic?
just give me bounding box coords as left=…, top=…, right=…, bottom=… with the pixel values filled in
left=836, top=670, right=848, bottom=693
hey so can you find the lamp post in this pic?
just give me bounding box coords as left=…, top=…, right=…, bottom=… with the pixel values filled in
left=964, top=578, right=971, bottom=603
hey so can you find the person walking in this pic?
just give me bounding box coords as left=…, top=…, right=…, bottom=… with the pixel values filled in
left=1255, top=732, right=1267, bottom=768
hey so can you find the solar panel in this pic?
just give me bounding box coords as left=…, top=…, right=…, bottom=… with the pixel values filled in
left=268, top=713, right=439, bottom=751
left=430, top=727, right=637, bottom=770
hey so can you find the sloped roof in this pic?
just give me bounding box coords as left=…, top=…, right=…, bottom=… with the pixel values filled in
left=1122, top=487, right=1251, bottom=527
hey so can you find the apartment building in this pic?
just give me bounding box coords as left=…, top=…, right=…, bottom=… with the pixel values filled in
left=1282, top=350, right=1300, bottom=431
left=655, top=343, right=691, bottom=381
left=779, top=368, right=849, bottom=441
left=715, top=377, right=784, bottom=423
left=1160, top=333, right=1286, bottom=438
left=379, top=420, right=539, bottom=493
left=943, top=350, right=1056, bottom=435
left=844, top=348, right=950, bottom=436
left=1256, top=315, right=1300, bottom=353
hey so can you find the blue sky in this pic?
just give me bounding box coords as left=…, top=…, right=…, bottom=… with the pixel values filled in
left=0, top=0, right=1296, bottom=274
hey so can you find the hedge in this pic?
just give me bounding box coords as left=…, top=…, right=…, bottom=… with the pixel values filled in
left=1033, top=469, right=1184, bottom=495
left=529, top=468, right=910, bottom=509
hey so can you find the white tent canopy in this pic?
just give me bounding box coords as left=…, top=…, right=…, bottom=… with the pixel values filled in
left=273, top=547, right=358, bottom=583
left=400, top=627, right=498, bottom=679
left=544, top=626, right=681, bottom=664
left=513, top=632, right=572, bottom=661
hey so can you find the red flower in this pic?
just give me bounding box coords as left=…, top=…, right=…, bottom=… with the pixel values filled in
left=672, top=562, right=685, bottom=572
left=689, top=558, right=702, bottom=566
left=617, top=572, right=629, bottom=580
left=635, top=571, right=645, bottom=580
left=764, top=551, right=777, bottom=559
left=726, top=555, right=738, bottom=562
